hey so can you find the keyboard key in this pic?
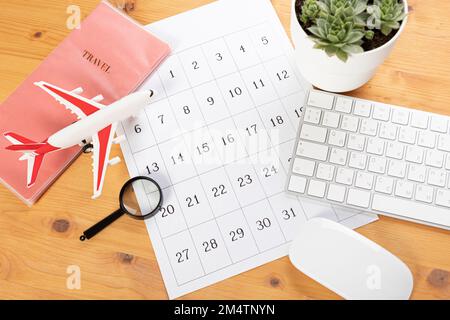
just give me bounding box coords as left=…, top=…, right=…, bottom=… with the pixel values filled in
left=355, top=172, right=374, bottom=190
left=348, top=152, right=367, bottom=170
left=411, top=112, right=428, bottom=129
left=435, top=189, right=450, bottom=208
left=296, top=140, right=329, bottom=161
left=353, top=100, right=371, bottom=117
left=430, top=116, right=448, bottom=133
left=292, top=158, right=315, bottom=176
left=437, top=134, right=450, bottom=152
left=379, top=123, right=398, bottom=140
left=446, top=155, right=450, bottom=170
left=366, top=137, right=385, bottom=155
left=341, top=115, right=359, bottom=132
left=418, top=131, right=436, bottom=148
left=405, top=145, right=424, bottom=164
left=347, top=134, right=365, bottom=151
left=322, top=111, right=340, bottom=128
left=329, top=148, right=348, bottom=166
left=347, top=189, right=371, bottom=208
left=386, top=141, right=404, bottom=159
left=304, top=107, right=322, bottom=124
left=327, top=184, right=346, bottom=202
left=316, top=163, right=335, bottom=181
left=288, top=175, right=306, bottom=193
left=407, top=164, right=426, bottom=183
left=388, top=160, right=407, bottom=178
left=300, top=123, right=327, bottom=143
left=307, top=91, right=334, bottom=110
left=368, top=156, right=387, bottom=174
left=415, top=185, right=433, bottom=203
left=428, top=168, right=446, bottom=187
left=360, top=118, right=378, bottom=136
left=372, top=194, right=450, bottom=227
left=335, top=97, right=352, bottom=113
left=394, top=180, right=414, bottom=199
left=375, top=176, right=394, bottom=194
left=398, top=126, right=417, bottom=144
left=425, top=149, right=444, bottom=168
left=372, top=104, right=390, bottom=121
left=307, top=180, right=326, bottom=198
left=391, top=108, right=410, bottom=125
left=328, top=130, right=346, bottom=147
left=336, top=167, right=354, bottom=185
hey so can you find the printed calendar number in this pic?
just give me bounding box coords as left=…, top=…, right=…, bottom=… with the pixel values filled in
left=160, top=204, right=175, bottom=218
left=186, top=195, right=200, bottom=208
left=270, top=115, right=284, bottom=127
left=206, top=96, right=215, bottom=105
left=196, top=142, right=210, bottom=155
left=146, top=162, right=160, bottom=175
left=221, top=133, right=235, bottom=146
left=238, top=174, right=253, bottom=187
left=202, top=238, right=218, bottom=252
left=256, top=217, right=271, bottom=230
left=263, top=165, right=278, bottom=178
left=245, top=124, right=257, bottom=136
left=171, top=153, right=185, bottom=165
left=176, top=248, right=189, bottom=263
left=191, top=221, right=232, bottom=273
left=229, top=227, right=245, bottom=241
left=261, top=36, right=269, bottom=45
left=215, top=52, right=223, bottom=61
left=134, top=124, right=142, bottom=133
left=294, top=107, right=304, bottom=119
left=252, top=78, right=265, bottom=90
left=276, top=70, right=290, bottom=81
left=229, top=87, right=242, bottom=98
left=282, top=208, right=297, bottom=220
left=212, top=184, right=227, bottom=197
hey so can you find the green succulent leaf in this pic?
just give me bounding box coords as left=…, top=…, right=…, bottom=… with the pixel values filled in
left=301, top=0, right=405, bottom=62
left=366, top=0, right=406, bottom=35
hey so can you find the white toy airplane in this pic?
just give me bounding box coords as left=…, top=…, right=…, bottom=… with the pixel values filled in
left=3, top=81, right=154, bottom=199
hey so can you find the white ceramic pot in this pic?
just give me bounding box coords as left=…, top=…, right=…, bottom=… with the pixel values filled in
left=290, top=0, right=408, bottom=92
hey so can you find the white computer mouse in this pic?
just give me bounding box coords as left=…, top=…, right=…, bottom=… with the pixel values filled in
left=289, top=218, right=413, bottom=300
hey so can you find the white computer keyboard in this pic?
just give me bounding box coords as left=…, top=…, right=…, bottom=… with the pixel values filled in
left=287, top=89, right=450, bottom=230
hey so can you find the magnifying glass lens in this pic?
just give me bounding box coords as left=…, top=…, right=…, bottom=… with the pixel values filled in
left=121, top=178, right=161, bottom=218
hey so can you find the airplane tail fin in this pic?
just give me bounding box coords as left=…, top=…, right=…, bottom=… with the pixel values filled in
left=3, top=132, right=46, bottom=187
left=3, top=132, right=44, bottom=151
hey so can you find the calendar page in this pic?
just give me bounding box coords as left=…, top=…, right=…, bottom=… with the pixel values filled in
left=118, top=0, right=378, bottom=299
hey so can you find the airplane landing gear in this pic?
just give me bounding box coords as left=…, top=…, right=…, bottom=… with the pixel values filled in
left=81, top=139, right=93, bottom=153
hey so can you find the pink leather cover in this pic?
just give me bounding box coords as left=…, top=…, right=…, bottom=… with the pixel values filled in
left=0, top=1, right=170, bottom=205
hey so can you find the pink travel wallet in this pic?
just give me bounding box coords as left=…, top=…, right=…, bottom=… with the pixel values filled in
left=0, top=1, right=170, bottom=205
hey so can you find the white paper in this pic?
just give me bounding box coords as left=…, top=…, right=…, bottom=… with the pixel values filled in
left=119, top=0, right=378, bottom=299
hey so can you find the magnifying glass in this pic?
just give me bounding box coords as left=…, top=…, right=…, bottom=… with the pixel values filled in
left=80, top=176, right=163, bottom=241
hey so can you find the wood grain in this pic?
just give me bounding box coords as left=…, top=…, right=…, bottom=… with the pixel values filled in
left=0, top=0, right=449, bottom=299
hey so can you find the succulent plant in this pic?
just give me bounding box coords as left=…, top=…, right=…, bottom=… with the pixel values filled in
left=308, top=12, right=365, bottom=62
left=300, top=0, right=321, bottom=25
left=367, top=0, right=407, bottom=36
left=299, top=0, right=406, bottom=61
left=306, top=0, right=371, bottom=62
left=317, top=0, right=369, bottom=27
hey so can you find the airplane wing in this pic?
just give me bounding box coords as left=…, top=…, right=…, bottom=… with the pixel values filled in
left=34, top=81, right=105, bottom=120
left=91, top=123, right=120, bottom=199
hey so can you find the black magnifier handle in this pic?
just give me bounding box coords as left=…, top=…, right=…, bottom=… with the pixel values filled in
left=80, top=209, right=124, bottom=241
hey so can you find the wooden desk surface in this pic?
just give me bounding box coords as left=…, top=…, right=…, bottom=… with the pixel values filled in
left=0, top=0, right=449, bottom=299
